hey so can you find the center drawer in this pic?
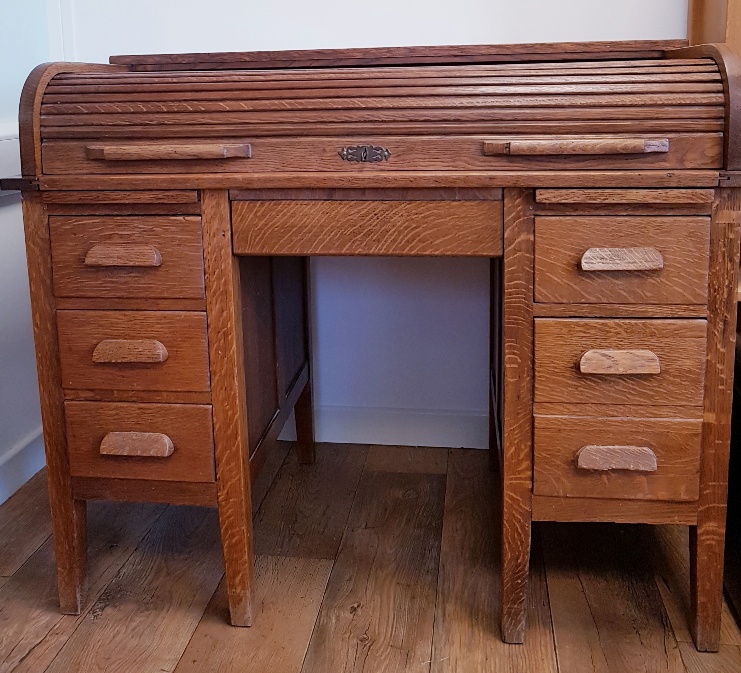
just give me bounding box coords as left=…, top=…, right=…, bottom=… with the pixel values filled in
left=57, top=310, right=211, bottom=393
left=534, top=318, right=707, bottom=406
left=534, top=215, right=710, bottom=304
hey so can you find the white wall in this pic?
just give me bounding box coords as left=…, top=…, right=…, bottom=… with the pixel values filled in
left=0, top=0, right=689, bottom=501
left=0, top=1, right=62, bottom=503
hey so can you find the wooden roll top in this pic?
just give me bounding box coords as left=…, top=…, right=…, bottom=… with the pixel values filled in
left=8, top=40, right=738, bottom=181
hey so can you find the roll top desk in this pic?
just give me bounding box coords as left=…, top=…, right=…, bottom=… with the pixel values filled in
left=3, top=39, right=740, bottom=653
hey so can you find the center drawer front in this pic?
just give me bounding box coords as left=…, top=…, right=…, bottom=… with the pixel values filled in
left=49, top=215, right=205, bottom=300
left=534, top=216, right=710, bottom=304
left=232, top=200, right=503, bottom=256
left=57, top=310, right=211, bottom=392
left=533, top=414, right=702, bottom=501
left=65, top=401, right=215, bottom=482
left=534, top=318, right=707, bottom=406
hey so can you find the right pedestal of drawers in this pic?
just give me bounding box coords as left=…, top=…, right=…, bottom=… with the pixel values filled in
left=501, top=187, right=741, bottom=652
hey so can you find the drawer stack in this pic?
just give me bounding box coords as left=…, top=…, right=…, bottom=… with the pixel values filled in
left=531, top=189, right=713, bottom=509
left=46, top=195, right=216, bottom=487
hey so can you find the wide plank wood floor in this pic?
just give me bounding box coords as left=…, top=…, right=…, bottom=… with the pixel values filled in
left=0, top=443, right=739, bottom=673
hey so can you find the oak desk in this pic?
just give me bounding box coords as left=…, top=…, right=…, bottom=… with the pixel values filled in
left=3, top=39, right=740, bottom=653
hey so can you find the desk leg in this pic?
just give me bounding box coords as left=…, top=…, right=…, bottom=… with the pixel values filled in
left=295, top=258, right=316, bottom=465
left=500, top=188, right=535, bottom=643
left=23, top=192, right=88, bottom=614
left=202, top=190, right=255, bottom=626
left=690, top=187, right=740, bottom=651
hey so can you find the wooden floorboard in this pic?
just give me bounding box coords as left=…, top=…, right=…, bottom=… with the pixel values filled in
left=253, top=442, right=367, bottom=559
left=174, top=555, right=332, bottom=673
left=432, top=449, right=558, bottom=673
left=300, top=469, right=446, bottom=673
left=647, top=525, right=741, bottom=648
left=0, top=499, right=164, bottom=673
left=542, top=521, right=685, bottom=673
left=0, top=470, right=51, bottom=581
left=0, top=445, right=740, bottom=673
left=43, top=506, right=223, bottom=673
left=364, top=445, right=448, bottom=474
left=251, top=440, right=292, bottom=514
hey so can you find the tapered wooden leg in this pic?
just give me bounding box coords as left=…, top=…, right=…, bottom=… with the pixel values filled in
left=50, top=496, right=87, bottom=614
left=202, top=190, right=255, bottom=626
left=690, top=524, right=726, bottom=651
left=22, top=192, right=88, bottom=614
left=500, top=188, right=535, bottom=643
left=690, top=187, right=740, bottom=651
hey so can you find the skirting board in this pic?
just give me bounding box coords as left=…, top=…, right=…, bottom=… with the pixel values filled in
left=279, top=405, right=488, bottom=449
left=0, top=427, right=45, bottom=505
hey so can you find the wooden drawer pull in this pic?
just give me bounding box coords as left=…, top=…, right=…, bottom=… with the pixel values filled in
left=84, top=244, right=162, bottom=268
left=86, top=143, right=252, bottom=161
left=578, top=349, right=661, bottom=375
left=580, top=247, right=664, bottom=272
left=100, top=432, right=174, bottom=458
left=576, top=445, right=658, bottom=472
left=92, top=339, right=169, bottom=364
left=483, top=138, right=669, bottom=156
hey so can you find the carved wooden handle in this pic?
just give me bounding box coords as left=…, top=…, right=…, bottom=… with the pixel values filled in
left=92, top=339, right=169, bottom=364
left=483, top=138, right=669, bottom=156
left=576, top=445, right=658, bottom=472
left=86, top=143, right=252, bottom=161
left=580, top=247, right=664, bottom=272
left=84, top=244, right=162, bottom=268
left=578, top=349, right=661, bottom=375
left=100, top=432, right=174, bottom=457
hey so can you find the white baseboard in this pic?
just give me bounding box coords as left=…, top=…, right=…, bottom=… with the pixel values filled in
left=0, top=427, right=45, bottom=505
left=280, top=405, right=488, bottom=449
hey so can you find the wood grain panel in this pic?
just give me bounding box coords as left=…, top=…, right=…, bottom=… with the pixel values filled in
left=41, top=134, right=723, bottom=175
left=272, top=256, right=307, bottom=402
left=232, top=200, right=503, bottom=256
left=57, top=310, right=210, bottom=392
left=201, top=189, right=255, bottom=628
left=534, top=414, right=702, bottom=501
left=49, top=216, right=205, bottom=299
left=500, top=188, right=535, bottom=643
left=691, top=187, right=741, bottom=651
left=532, top=496, right=698, bottom=524
left=301, top=470, right=444, bottom=673
left=21, top=192, right=87, bottom=615
left=239, top=256, right=278, bottom=455
left=65, top=401, right=215, bottom=483
left=38, top=169, right=724, bottom=192
left=534, top=216, right=709, bottom=304
left=42, top=190, right=198, bottom=204
left=107, top=41, right=689, bottom=68
left=536, top=188, right=716, bottom=204
left=72, top=477, right=217, bottom=507
left=534, top=318, right=707, bottom=406
left=174, top=556, right=332, bottom=673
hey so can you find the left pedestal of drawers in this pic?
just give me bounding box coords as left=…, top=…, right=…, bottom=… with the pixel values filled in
left=24, top=191, right=217, bottom=614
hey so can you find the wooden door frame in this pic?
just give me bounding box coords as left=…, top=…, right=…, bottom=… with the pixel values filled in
left=689, top=0, right=741, bottom=52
